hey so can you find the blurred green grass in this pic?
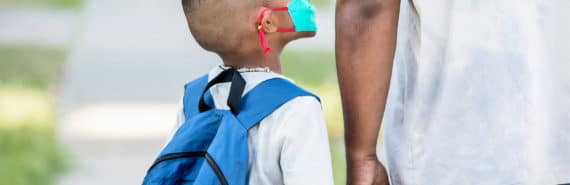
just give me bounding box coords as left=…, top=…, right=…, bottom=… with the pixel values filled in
left=0, top=46, right=67, bottom=185
left=282, top=49, right=346, bottom=185
left=0, top=0, right=80, bottom=8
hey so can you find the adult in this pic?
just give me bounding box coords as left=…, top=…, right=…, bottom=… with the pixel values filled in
left=336, top=0, right=570, bottom=184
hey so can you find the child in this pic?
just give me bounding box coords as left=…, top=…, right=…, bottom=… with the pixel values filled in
left=144, top=0, right=334, bottom=184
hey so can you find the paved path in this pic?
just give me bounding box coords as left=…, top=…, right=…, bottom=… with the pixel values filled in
left=55, top=0, right=335, bottom=184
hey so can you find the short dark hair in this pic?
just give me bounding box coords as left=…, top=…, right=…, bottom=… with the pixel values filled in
left=181, top=0, right=263, bottom=53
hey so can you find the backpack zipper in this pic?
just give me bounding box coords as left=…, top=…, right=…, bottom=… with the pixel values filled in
left=147, top=151, right=229, bottom=185
left=148, top=151, right=206, bottom=173
left=204, top=153, right=229, bottom=185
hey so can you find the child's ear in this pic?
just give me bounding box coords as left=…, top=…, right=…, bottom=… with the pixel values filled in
left=260, top=10, right=278, bottom=33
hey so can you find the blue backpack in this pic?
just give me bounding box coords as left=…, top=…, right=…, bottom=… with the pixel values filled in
left=142, top=69, right=318, bottom=185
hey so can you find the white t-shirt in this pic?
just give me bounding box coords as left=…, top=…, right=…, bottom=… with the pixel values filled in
left=172, top=67, right=334, bottom=185
left=383, top=1, right=570, bottom=185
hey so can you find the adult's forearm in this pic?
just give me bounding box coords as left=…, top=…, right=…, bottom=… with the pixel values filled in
left=335, top=0, right=400, bottom=160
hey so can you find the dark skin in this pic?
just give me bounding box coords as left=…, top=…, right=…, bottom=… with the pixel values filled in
left=220, top=6, right=314, bottom=74
left=183, top=0, right=314, bottom=74
left=335, top=0, right=400, bottom=184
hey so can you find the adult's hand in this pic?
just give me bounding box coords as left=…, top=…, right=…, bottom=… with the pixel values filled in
left=335, top=0, right=400, bottom=184
left=348, top=157, right=389, bottom=185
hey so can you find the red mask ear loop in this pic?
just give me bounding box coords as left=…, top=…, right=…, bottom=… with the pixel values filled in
left=257, top=7, right=295, bottom=56
left=257, top=8, right=272, bottom=56
left=272, top=7, right=295, bottom=32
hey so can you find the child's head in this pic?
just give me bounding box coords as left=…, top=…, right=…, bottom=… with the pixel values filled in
left=182, top=0, right=316, bottom=58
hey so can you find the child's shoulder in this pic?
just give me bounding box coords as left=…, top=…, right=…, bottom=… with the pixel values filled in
left=278, top=95, right=322, bottom=113
left=179, top=70, right=321, bottom=116
left=243, top=75, right=320, bottom=103
left=251, top=76, right=323, bottom=120
left=261, top=90, right=324, bottom=133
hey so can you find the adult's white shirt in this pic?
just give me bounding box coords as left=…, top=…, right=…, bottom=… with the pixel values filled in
left=383, top=1, right=570, bottom=185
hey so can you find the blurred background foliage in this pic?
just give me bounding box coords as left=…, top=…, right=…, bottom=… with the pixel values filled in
left=311, top=0, right=334, bottom=8
left=0, top=46, right=67, bottom=185
left=0, top=0, right=77, bottom=184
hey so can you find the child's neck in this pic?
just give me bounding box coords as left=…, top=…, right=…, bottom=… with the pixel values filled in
left=219, top=48, right=283, bottom=74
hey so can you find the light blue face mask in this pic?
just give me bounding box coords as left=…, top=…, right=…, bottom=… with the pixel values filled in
left=286, top=0, right=317, bottom=32
left=257, top=0, right=317, bottom=33
left=256, top=0, right=317, bottom=55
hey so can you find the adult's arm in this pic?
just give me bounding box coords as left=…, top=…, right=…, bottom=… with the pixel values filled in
left=335, top=0, right=400, bottom=184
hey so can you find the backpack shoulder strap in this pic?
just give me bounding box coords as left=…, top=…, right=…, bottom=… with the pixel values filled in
left=236, top=78, right=320, bottom=129
left=182, top=74, right=209, bottom=118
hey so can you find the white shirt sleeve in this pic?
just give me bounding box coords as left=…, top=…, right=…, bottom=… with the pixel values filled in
left=278, top=96, right=335, bottom=185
